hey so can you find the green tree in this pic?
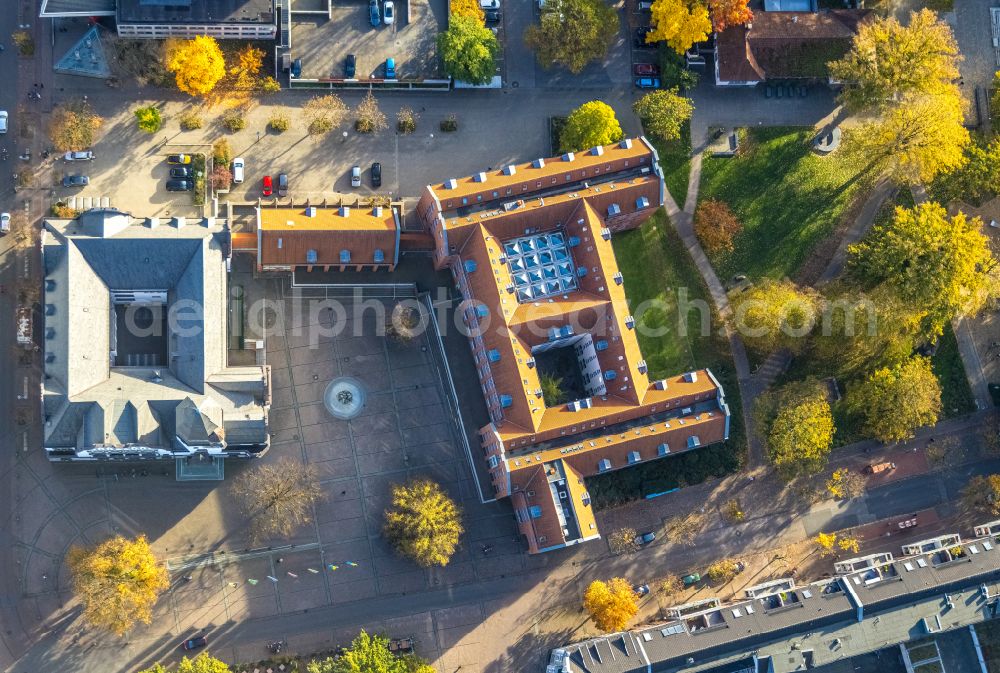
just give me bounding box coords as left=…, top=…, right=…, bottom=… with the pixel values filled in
left=307, top=630, right=434, bottom=673
left=134, top=105, right=163, bottom=133
left=540, top=372, right=566, bottom=407
left=559, top=101, right=624, bottom=153
left=230, top=458, right=325, bottom=543
left=847, top=357, right=941, bottom=443
left=842, top=92, right=969, bottom=186
left=730, top=278, right=821, bottom=355
left=525, top=0, right=619, bottom=73
left=383, top=478, right=463, bottom=567
left=177, top=654, right=231, bottom=673
left=932, top=137, right=1000, bottom=206
left=849, top=202, right=998, bottom=338
left=49, top=100, right=104, bottom=152
left=765, top=385, right=835, bottom=480
left=583, top=578, right=639, bottom=632
left=438, top=15, right=499, bottom=85
left=303, top=94, right=349, bottom=135
left=830, top=10, right=961, bottom=112
left=706, top=558, right=740, bottom=584
left=67, top=534, right=170, bottom=636
left=633, top=88, right=693, bottom=144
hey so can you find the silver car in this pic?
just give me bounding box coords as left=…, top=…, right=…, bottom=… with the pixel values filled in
left=0, top=110, right=7, bottom=134
left=351, top=165, right=361, bottom=188
left=64, top=150, right=94, bottom=161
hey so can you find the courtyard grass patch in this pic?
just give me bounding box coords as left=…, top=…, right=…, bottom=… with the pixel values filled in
left=587, top=212, right=745, bottom=510
left=931, top=322, right=976, bottom=419
left=975, top=620, right=1000, bottom=673
left=698, top=127, right=872, bottom=282
left=650, top=122, right=692, bottom=207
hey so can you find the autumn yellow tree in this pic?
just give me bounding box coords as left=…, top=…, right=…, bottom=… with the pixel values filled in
left=838, top=536, right=860, bottom=555
left=846, top=357, right=941, bottom=443
left=49, top=100, right=103, bottom=152
left=67, top=534, right=169, bottom=636
left=525, top=0, right=619, bottom=73
left=383, top=478, right=464, bottom=567
left=814, top=532, right=838, bottom=557
left=730, top=278, right=821, bottom=355
left=709, top=0, right=752, bottom=31
left=229, top=44, right=265, bottom=90
left=450, top=0, right=484, bottom=21
left=961, top=474, right=1000, bottom=517
left=830, top=10, right=961, bottom=112
left=583, top=578, right=639, bottom=632
left=843, top=92, right=969, bottom=186
left=559, top=101, right=624, bottom=153
left=648, top=0, right=711, bottom=55
left=766, top=387, right=835, bottom=481
left=826, top=468, right=866, bottom=500
left=165, top=36, right=226, bottom=98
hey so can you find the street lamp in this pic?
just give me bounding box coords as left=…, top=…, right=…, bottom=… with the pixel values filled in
left=342, top=131, right=348, bottom=143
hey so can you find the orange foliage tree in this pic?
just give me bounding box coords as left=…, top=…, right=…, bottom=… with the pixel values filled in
left=709, top=0, right=752, bottom=32
left=694, top=198, right=743, bottom=254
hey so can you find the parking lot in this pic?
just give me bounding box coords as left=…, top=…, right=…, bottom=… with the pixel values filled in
left=291, top=0, right=448, bottom=81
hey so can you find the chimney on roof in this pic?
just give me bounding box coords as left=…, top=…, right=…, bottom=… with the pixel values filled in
left=792, top=14, right=798, bottom=21
left=173, top=216, right=186, bottom=228
left=620, top=138, right=633, bottom=149
left=474, top=172, right=487, bottom=183
left=373, top=205, right=383, bottom=217
left=590, top=146, right=604, bottom=156
left=305, top=206, right=317, bottom=217
left=562, top=152, right=575, bottom=162
left=204, top=216, right=215, bottom=228
left=503, top=164, right=517, bottom=176
left=146, top=217, right=160, bottom=228
left=445, top=178, right=458, bottom=189
left=339, top=206, right=350, bottom=217
left=532, top=158, right=545, bottom=169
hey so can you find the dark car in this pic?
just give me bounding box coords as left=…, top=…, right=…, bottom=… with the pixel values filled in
left=166, top=179, right=193, bottom=192
left=169, top=167, right=191, bottom=179
left=633, top=63, right=660, bottom=76
left=167, top=153, right=191, bottom=165
left=635, top=531, right=655, bottom=545
left=485, top=8, right=502, bottom=22
left=62, top=174, right=89, bottom=187
left=262, top=175, right=273, bottom=197
left=633, top=26, right=653, bottom=48
left=291, top=58, right=302, bottom=78
left=633, top=584, right=650, bottom=597
left=369, top=0, right=380, bottom=25
left=634, top=76, right=661, bottom=89
left=345, top=53, right=357, bottom=78
left=182, top=635, right=208, bottom=651
left=277, top=173, right=288, bottom=197
left=371, top=162, right=382, bottom=188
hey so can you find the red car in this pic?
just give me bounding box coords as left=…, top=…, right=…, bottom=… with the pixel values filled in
left=633, top=63, right=660, bottom=76
left=262, top=175, right=273, bottom=196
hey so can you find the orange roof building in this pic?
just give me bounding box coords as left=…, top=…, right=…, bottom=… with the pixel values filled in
left=254, top=204, right=401, bottom=272
left=416, top=138, right=731, bottom=554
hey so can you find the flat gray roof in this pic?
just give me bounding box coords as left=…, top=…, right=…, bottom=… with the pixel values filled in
left=117, top=0, right=275, bottom=24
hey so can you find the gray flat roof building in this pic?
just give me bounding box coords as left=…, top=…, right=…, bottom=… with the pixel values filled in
left=42, top=210, right=270, bottom=463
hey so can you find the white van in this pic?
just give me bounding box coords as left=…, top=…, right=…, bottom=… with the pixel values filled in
left=232, top=157, right=244, bottom=184
left=0, top=111, right=8, bottom=134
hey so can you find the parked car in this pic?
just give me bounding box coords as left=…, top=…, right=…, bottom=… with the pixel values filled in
left=166, top=178, right=193, bottom=192
left=480, top=0, right=500, bottom=9
left=369, top=0, right=380, bottom=25
left=345, top=53, right=357, bottom=78
left=169, top=167, right=191, bottom=179
left=0, top=110, right=7, bottom=134
left=277, top=173, right=288, bottom=197
left=182, top=635, right=208, bottom=651
left=634, top=76, right=661, bottom=89
left=167, top=154, right=191, bottom=165
left=485, top=8, right=502, bottom=22
left=62, top=174, right=89, bottom=187
left=633, top=584, right=650, bottom=597
left=638, top=0, right=652, bottom=9
left=633, top=26, right=653, bottom=48
left=383, top=0, right=394, bottom=24
left=291, top=58, right=302, bottom=78
left=262, top=175, right=273, bottom=197
left=635, top=531, right=655, bottom=545
left=232, top=157, right=244, bottom=184
left=351, top=165, right=361, bottom=188
left=682, top=572, right=701, bottom=586
left=64, top=150, right=94, bottom=161
left=371, top=162, right=382, bottom=188
left=633, top=63, right=660, bottom=76
left=0, top=212, right=10, bottom=234
left=385, top=57, right=396, bottom=79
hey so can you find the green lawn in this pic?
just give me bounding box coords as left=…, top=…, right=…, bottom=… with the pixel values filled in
left=976, top=620, right=1000, bottom=673
left=650, top=122, right=692, bottom=207
left=585, top=212, right=746, bottom=510
left=931, top=322, right=977, bottom=418
left=698, top=127, right=872, bottom=281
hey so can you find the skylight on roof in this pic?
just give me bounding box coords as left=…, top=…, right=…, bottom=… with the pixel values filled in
left=504, top=231, right=577, bottom=302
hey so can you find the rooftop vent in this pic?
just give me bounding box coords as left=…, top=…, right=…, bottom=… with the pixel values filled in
left=445, top=178, right=458, bottom=189
left=590, top=146, right=605, bottom=156
left=601, top=227, right=611, bottom=240
left=374, top=248, right=385, bottom=263
left=532, top=158, right=545, bottom=169
left=636, top=196, right=650, bottom=209
left=146, top=217, right=160, bottom=228
left=684, top=371, right=698, bottom=383
left=373, top=206, right=383, bottom=217
left=562, top=152, right=575, bottom=162
left=306, top=249, right=317, bottom=264
left=613, top=272, right=623, bottom=285
left=607, top=203, right=621, bottom=217
left=340, top=249, right=351, bottom=264
left=204, top=216, right=215, bottom=228
left=658, top=443, right=670, bottom=456
left=637, top=360, right=648, bottom=374
left=653, top=379, right=668, bottom=390
left=306, top=206, right=317, bottom=217
left=598, top=458, right=612, bottom=472
left=474, top=172, right=487, bottom=183
left=624, top=315, right=635, bottom=329
left=174, top=216, right=186, bottom=228
left=620, top=138, right=633, bottom=149
left=503, top=164, right=517, bottom=176
left=339, top=206, right=350, bottom=217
